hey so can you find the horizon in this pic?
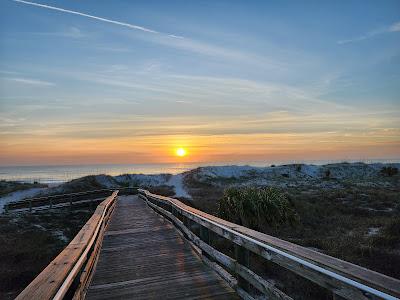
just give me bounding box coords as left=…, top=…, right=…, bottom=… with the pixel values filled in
left=2, top=159, right=399, bottom=184
left=1, top=0, right=400, bottom=165
left=1, top=157, right=400, bottom=168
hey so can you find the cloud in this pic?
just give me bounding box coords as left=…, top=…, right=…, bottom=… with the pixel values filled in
left=338, top=21, right=400, bottom=44
left=4, top=77, right=55, bottom=86
left=11, top=1, right=291, bottom=69
left=93, top=46, right=131, bottom=53
left=12, top=0, right=181, bottom=38
left=33, top=26, right=85, bottom=39
left=389, top=21, right=400, bottom=32
left=64, top=26, right=84, bottom=38
left=11, top=1, right=294, bottom=69
left=139, top=33, right=289, bottom=70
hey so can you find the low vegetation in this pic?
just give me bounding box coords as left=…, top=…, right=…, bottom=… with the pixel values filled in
left=0, top=180, right=46, bottom=197
left=217, top=186, right=298, bottom=230
left=184, top=171, right=400, bottom=282
left=47, top=175, right=106, bottom=194
left=380, top=166, right=399, bottom=177
left=0, top=206, right=96, bottom=299
left=0, top=163, right=398, bottom=299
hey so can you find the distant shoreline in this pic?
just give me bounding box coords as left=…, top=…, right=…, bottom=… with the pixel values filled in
left=0, top=160, right=399, bottom=184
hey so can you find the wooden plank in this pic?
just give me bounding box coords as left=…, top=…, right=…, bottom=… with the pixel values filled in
left=86, top=195, right=239, bottom=300
left=156, top=197, right=376, bottom=299
left=140, top=189, right=400, bottom=300
left=145, top=198, right=291, bottom=300
left=73, top=200, right=117, bottom=300
left=5, top=187, right=136, bottom=212
left=235, top=245, right=250, bottom=292
left=16, top=191, right=118, bottom=300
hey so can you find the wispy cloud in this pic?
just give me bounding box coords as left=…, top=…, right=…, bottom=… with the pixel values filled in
left=338, top=21, right=400, bottom=44
left=12, top=0, right=181, bottom=38
left=0, top=70, right=20, bottom=75
left=389, top=22, right=400, bottom=32
left=11, top=0, right=293, bottom=69
left=4, top=77, right=55, bottom=86
left=33, top=26, right=85, bottom=39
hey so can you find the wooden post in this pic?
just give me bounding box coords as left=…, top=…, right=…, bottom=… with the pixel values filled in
left=70, top=195, right=73, bottom=207
left=49, top=198, right=53, bottom=209
left=186, top=217, right=192, bottom=232
left=29, top=200, right=32, bottom=212
left=199, top=225, right=212, bottom=260
left=208, top=229, right=214, bottom=248
left=199, top=225, right=210, bottom=244
left=235, top=244, right=250, bottom=292
left=172, top=207, right=177, bottom=218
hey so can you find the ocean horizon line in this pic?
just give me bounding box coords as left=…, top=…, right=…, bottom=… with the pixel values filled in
left=1, top=158, right=399, bottom=184
left=1, top=157, right=400, bottom=169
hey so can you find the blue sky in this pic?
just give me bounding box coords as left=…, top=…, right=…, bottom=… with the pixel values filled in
left=0, top=0, right=399, bottom=165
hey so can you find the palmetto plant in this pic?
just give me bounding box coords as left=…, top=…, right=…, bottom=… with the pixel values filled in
left=218, top=186, right=298, bottom=230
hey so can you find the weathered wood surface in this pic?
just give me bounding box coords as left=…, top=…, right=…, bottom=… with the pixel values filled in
left=16, top=191, right=118, bottom=300
left=86, top=195, right=239, bottom=300
left=6, top=189, right=113, bottom=211
left=5, top=187, right=138, bottom=212
left=9, top=197, right=105, bottom=213
left=144, top=196, right=292, bottom=300
left=139, top=190, right=400, bottom=300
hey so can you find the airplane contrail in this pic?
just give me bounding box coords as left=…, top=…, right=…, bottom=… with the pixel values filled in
left=12, top=0, right=172, bottom=36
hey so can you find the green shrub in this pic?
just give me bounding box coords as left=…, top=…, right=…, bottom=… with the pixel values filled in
left=217, top=186, right=298, bottom=230
left=324, top=169, right=331, bottom=179
left=120, top=181, right=130, bottom=188
left=380, top=166, right=398, bottom=177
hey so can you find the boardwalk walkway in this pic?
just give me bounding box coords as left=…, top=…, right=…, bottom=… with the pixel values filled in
left=86, top=195, right=239, bottom=299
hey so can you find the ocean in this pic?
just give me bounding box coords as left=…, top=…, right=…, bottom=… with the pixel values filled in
left=0, top=159, right=398, bottom=184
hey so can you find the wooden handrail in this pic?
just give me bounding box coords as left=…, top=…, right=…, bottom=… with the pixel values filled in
left=14, top=188, right=399, bottom=300
left=5, top=187, right=138, bottom=212
left=139, top=189, right=400, bottom=300
left=16, top=191, right=119, bottom=300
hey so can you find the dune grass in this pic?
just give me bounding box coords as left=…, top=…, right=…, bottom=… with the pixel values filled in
left=0, top=206, right=95, bottom=299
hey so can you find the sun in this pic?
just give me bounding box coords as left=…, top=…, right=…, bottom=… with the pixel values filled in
left=176, top=147, right=187, bottom=157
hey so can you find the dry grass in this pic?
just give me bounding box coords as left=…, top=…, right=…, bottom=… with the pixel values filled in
left=183, top=179, right=400, bottom=298
left=0, top=180, right=46, bottom=197
left=0, top=206, right=95, bottom=299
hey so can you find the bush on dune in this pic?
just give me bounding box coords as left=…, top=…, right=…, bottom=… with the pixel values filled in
left=217, top=186, right=298, bottom=230
left=380, top=166, right=398, bottom=177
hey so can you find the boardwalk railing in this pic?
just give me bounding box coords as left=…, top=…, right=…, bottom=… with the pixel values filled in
left=5, top=187, right=137, bottom=212
left=15, top=189, right=400, bottom=300
left=16, top=191, right=119, bottom=300
left=138, top=189, right=400, bottom=300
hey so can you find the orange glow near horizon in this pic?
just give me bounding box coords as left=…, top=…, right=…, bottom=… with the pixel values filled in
left=0, top=130, right=399, bottom=166
left=1, top=2, right=399, bottom=167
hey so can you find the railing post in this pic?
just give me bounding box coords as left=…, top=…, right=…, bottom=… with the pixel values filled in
left=185, top=216, right=192, bottom=231
left=235, top=244, right=250, bottom=292
left=199, top=225, right=210, bottom=245
left=172, top=205, right=176, bottom=216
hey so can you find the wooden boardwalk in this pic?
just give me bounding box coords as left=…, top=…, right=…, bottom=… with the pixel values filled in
left=86, top=195, right=239, bottom=300
left=16, top=190, right=400, bottom=300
